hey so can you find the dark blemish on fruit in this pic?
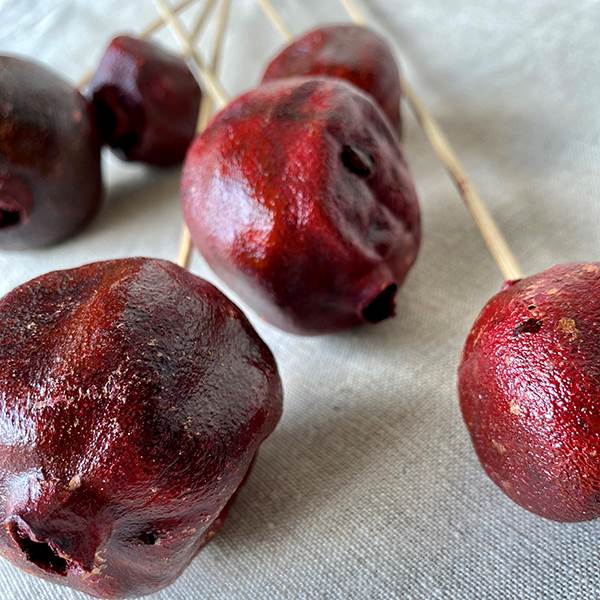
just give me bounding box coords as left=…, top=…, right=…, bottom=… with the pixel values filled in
left=0, top=208, right=23, bottom=228
left=361, top=283, right=397, bottom=323
left=138, top=531, right=157, bottom=545
left=341, top=145, right=375, bottom=178
left=9, top=522, right=67, bottom=576
left=513, top=317, right=543, bottom=337
left=528, top=305, right=536, bottom=311
left=271, top=81, right=316, bottom=121
left=0, top=177, right=31, bottom=229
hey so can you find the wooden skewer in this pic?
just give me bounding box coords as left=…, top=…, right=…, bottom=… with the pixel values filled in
left=188, top=0, right=219, bottom=45
left=197, top=0, right=230, bottom=140
left=76, top=0, right=209, bottom=90
left=259, top=0, right=523, bottom=281
left=257, top=0, right=292, bottom=39
left=154, top=0, right=229, bottom=109
left=177, top=0, right=231, bottom=269
left=338, top=0, right=366, bottom=25
left=398, top=80, right=523, bottom=281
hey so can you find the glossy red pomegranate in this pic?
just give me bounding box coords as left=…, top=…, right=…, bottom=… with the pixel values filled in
left=0, top=55, right=102, bottom=249
left=459, top=262, right=600, bottom=522
left=0, top=258, right=282, bottom=598
left=182, top=77, right=420, bottom=335
left=263, top=25, right=402, bottom=133
left=89, top=36, right=202, bottom=166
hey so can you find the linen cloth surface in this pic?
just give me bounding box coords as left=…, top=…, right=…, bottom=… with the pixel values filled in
left=0, top=0, right=599, bottom=598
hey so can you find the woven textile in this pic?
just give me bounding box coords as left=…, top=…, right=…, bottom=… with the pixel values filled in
left=1, top=0, right=599, bottom=597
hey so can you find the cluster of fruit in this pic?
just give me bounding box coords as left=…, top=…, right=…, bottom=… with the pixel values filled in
left=0, top=34, right=202, bottom=249
left=0, top=11, right=599, bottom=600
left=0, top=22, right=416, bottom=598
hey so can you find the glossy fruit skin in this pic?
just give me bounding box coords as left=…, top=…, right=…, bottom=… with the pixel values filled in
left=182, top=77, right=421, bottom=335
left=262, top=25, right=402, bottom=133
left=0, top=258, right=282, bottom=598
left=89, top=36, right=202, bottom=167
left=0, top=55, right=102, bottom=249
left=459, top=263, right=600, bottom=522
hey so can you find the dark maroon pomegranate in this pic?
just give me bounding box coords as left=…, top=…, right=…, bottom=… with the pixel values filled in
left=263, top=25, right=402, bottom=133
left=0, top=258, right=282, bottom=597
left=0, top=55, right=102, bottom=249
left=459, top=262, right=600, bottom=522
left=182, top=77, right=420, bottom=335
left=89, top=36, right=202, bottom=166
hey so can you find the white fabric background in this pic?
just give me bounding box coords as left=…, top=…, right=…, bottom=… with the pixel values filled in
left=1, top=0, right=600, bottom=598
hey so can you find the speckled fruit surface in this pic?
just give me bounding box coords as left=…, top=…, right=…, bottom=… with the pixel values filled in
left=0, top=258, right=282, bottom=598
left=182, top=77, right=421, bottom=335
left=262, top=25, right=402, bottom=133
left=0, top=55, right=102, bottom=249
left=459, top=262, right=600, bottom=522
left=89, top=36, right=202, bottom=166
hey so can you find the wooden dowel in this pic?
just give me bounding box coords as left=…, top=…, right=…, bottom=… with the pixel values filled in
left=257, top=0, right=292, bottom=40
left=399, top=79, right=523, bottom=281
left=201, top=0, right=230, bottom=121
left=188, top=0, right=218, bottom=46
left=177, top=227, right=194, bottom=270
left=339, top=0, right=367, bottom=26
left=76, top=0, right=203, bottom=90
left=154, top=0, right=229, bottom=109
left=177, top=0, right=231, bottom=269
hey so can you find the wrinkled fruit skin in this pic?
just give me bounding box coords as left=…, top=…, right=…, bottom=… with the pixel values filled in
left=459, top=263, right=600, bottom=522
left=262, top=25, right=402, bottom=134
left=89, top=36, right=202, bottom=166
left=182, top=77, right=421, bottom=335
left=0, top=55, right=102, bottom=249
left=0, top=258, right=282, bottom=597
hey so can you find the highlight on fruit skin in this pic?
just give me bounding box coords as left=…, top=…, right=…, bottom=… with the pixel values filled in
left=182, top=77, right=421, bottom=335
left=88, top=35, right=202, bottom=167
left=458, top=262, right=600, bottom=522
left=0, top=258, right=283, bottom=598
left=262, top=24, right=403, bottom=134
left=0, top=55, right=103, bottom=249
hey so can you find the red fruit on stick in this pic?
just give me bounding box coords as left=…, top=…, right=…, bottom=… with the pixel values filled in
left=0, top=56, right=102, bottom=249
left=262, top=25, right=403, bottom=133
left=0, top=258, right=282, bottom=598
left=89, top=36, right=202, bottom=166
left=459, top=262, right=600, bottom=522
left=182, top=77, right=421, bottom=335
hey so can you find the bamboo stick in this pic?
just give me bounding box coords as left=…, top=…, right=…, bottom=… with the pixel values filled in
left=177, top=0, right=231, bottom=269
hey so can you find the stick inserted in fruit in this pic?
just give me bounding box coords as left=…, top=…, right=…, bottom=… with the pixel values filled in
left=178, top=0, right=231, bottom=269
left=322, top=0, right=598, bottom=522
left=156, top=0, right=422, bottom=334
